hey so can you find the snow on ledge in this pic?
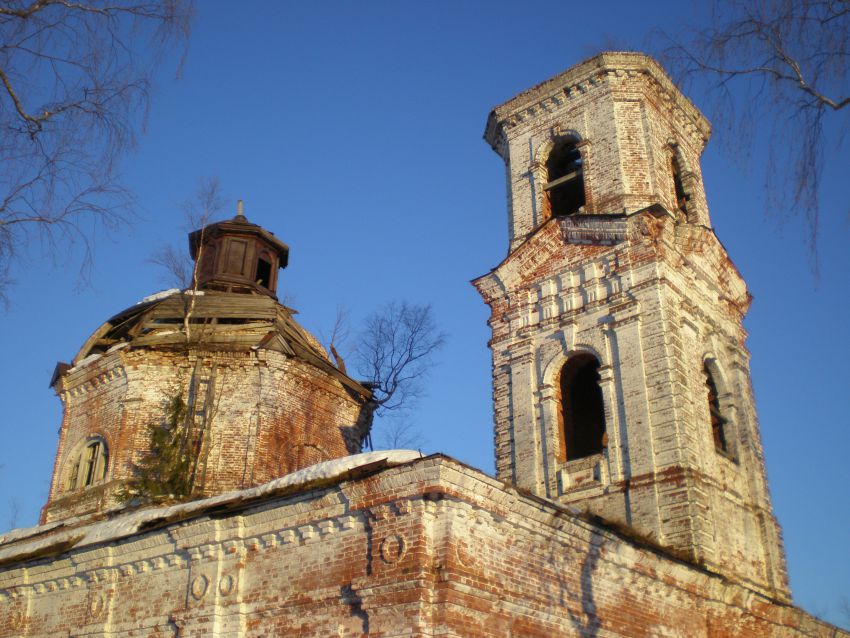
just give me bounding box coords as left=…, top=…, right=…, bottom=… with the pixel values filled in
left=68, top=353, right=102, bottom=373
left=138, top=288, right=181, bottom=304
left=136, top=287, right=206, bottom=306
left=106, top=341, right=131, bottom=354
left=0, top=450, right=422, bottom=563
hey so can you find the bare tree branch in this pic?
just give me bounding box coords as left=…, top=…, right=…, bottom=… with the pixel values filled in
left=148, top=176, right=225, bottom=289
left=181, top=177, right=224, bottom=342
left=148, top=242, right=191, bottom=288
left=373, top=417, right=425, bottom=451
left=6, top=497, right=20, bottom=531
left=0, top=0, right=194, bottom=301
left=320, top=305, right=351, bottom=373
left=354, top=302, right=446, bottom=414
left=658, top=0, right=850, bottom=260
left=180, top=176, right=225, bottom=232
left=839, top=596, right=850, bottom=630
left=147, top=176, right=225, bottom=346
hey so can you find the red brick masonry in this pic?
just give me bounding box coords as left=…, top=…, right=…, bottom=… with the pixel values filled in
left=0, top=454, right=844, bottom=637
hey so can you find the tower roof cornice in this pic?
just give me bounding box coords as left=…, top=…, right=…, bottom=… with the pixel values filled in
left=484, top=52, right=711, bottom=154
left=188, top=213, right=289, bottom=266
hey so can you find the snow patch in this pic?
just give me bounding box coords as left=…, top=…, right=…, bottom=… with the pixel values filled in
left=0, top=450, right=422, bottom=563
left=68, top=353, right=102, bottom=373
left=136, top=288, right=205, bottom=306
left=241, top=449, right=421, bottom=499
left=106, top=342, right=131, bottom=354
left=138, top=288, right=180, bottom=304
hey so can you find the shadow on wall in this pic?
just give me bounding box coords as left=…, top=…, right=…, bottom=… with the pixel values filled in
left=547, top=524, right=605, bottom=637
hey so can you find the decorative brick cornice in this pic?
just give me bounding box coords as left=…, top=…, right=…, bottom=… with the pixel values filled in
left=559, top=215, right=628, bottom=246
left=13, top=509, right=373, bottom=600
left=60, top=364, right=126, bottom=401
left=484, top=52, right=711, bottom=154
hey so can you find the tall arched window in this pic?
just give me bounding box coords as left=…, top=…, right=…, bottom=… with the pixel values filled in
left=545, top=140, right=585, bottom=217
left=704, top=363, right=729, bottom=454
left=559, top=354, right=606, bottom=461
left=671, top=154, right=689, bottom=217
left=64, top=437, right=109, bottom=491
left=255, top=250, right=273, bottom=289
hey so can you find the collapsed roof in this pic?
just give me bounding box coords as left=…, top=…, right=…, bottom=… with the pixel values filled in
left=60, top=289, right=370, bottom=399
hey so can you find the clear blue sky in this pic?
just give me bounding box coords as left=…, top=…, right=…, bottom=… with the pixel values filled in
left=1, top=1, right=847, bottom=627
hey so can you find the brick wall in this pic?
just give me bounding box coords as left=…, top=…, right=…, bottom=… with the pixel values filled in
left=43, top=346, right=367, bottom=523
left=1, top=456, right=843, bottom=637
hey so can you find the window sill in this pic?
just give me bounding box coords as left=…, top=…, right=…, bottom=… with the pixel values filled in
left=715, top=448, right=739, bottom=465
left=557, top=452, right=607, bottom=494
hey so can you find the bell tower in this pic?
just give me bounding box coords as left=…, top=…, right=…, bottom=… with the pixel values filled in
left=473, top=52, right=790, bottom=601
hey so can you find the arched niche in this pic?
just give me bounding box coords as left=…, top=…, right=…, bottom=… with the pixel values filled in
left=558, top=352, right=607, bottom=461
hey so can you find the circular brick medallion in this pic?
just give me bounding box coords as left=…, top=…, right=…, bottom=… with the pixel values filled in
left=218, top=574, right=235, bottom=596
left=454, top=539, right=471, bottom=567
left=89, top=592, right=105, bottom=619
left=379, top=534, right=406, bottom=564
left=190, top=574, right=209, bottom=600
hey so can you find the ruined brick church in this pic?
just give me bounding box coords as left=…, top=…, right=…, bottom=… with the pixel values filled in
left=1, top=53, right=846, bottom=637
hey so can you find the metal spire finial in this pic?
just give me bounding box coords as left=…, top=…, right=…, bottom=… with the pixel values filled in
left=236, top=199, right=245, bottom=219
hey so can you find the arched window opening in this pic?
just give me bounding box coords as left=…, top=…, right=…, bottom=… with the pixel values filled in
left=65, top=438, right=108, bottom=491
left=545, top=140, right=585, bottom=217
left=67, top=457, right=81, bottom=491
left=671, top=155, right=689, bottom=216
left=256, top=254, right=273, bottom=288
left=704, top=364, right=728, bottom=454
left=560, top=354, right=606, bottom=461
